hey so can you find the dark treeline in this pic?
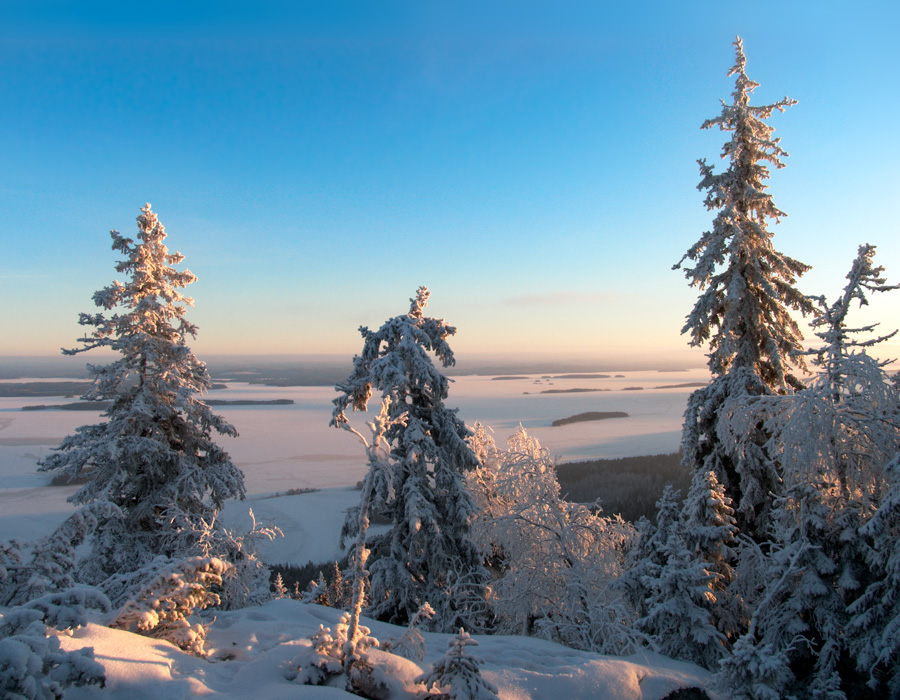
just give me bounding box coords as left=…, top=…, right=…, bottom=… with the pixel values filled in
left=270, top=557, right=349, bottom=598
left=555, top=453, right=690, bottom=522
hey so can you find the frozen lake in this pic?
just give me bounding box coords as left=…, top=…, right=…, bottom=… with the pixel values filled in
left=0, top=368, right=707, bottom=563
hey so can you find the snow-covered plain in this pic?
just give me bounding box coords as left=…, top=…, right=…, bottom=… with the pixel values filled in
left=1, top=369, right=716, bottom=699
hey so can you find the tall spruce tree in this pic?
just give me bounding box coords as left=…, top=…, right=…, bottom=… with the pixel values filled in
left=39, top=204, right=246, bottom=585
left=632, top=37, right=814, bottom=671
left=331, top=287, right=487, bottom=632
left=675, top=36, right=810, bottom=390
left=675, top=37, right=813, bottom=537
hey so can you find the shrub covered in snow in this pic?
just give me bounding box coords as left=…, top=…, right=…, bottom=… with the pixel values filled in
left=1, top=589, right=109, bottom=699
left=184, top=508, right=282, bottom=610
left=469, top=424, right=638, bottom=654
left=289, top=611, right=384, bottom=697
left=108, top=556, right=233, bottom=656
left=383, top=602, right=435, bottom=662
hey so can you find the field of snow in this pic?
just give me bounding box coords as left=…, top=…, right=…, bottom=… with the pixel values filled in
left=1, top=369, right=717, bottom=700
left=0, top=370, right=707, bottom=563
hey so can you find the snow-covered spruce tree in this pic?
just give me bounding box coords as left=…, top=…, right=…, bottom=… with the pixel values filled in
left=674, top=37, right=814, bottom=540
left=716, top=476, right=872, bottom=699
left=38, top=204, right=246, bottom=590
left=415, top=628, right=499, bottom=700
left=759, top=243, right=900, bottom=582
left=717, top=485, right=848, bottom=700
left=619, top=485, right=683, bottom=620
left=331, top=287, right=488, bottom=632
left=468, top=425, right=638, bottom=653
left=680, top=468, right=742, bottom=637
left=806, top=243, right=899, bottom=398
left=675, top=36, right=809, bottom=390
left=647, top=36, right=813, bottom=676
left=109, top=556, right=232, bottom=656
left=717, top=245, right=900, bottom=697
left=0, top=503, right=118, bottom=607
left=290, top=612, right=381, bottom=694
left=272, top=573, right=288, bottom=599
left=631, top=471, right=738, bottom=670
left=637, top=529, right=729, bottom=670
left=850, top=454, right=900, bottom=697
left=803, top=245, right=900, bottom=610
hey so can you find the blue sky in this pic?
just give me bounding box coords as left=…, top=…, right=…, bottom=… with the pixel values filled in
left=1, top=2, right=898, bottom=366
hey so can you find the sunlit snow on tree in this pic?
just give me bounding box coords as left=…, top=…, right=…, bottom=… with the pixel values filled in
left=38, top=204, right=247, bottom=588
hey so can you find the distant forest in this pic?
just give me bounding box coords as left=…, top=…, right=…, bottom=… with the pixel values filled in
left=555, top=452, right=689, bottom=522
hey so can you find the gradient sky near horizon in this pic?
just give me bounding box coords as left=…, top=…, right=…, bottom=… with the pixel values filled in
left=1, top=2, right=898, bottom=366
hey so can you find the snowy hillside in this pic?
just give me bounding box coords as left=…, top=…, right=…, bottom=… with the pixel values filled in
left=54, top=599, right=714, bottom=700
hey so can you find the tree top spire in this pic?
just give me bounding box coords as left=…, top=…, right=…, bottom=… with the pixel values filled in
left=409, top=286, right=430, bottom=318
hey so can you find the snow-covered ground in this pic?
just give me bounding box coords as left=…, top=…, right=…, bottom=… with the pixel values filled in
left=2, top=370, right=716, bottom=700
left=52, top=600, right=714, bottom=700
